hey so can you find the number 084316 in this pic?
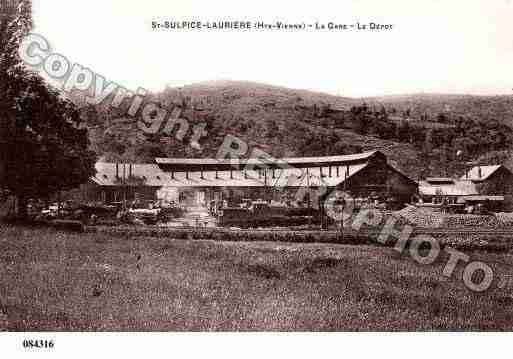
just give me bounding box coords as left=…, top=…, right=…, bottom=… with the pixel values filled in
left=22, top=339, right=54, bottom=349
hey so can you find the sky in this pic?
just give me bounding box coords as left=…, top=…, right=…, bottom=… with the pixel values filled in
left=30, top=0, right=513, bottom=97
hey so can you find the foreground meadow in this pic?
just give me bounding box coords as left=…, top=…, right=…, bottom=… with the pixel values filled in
left=1, top=225, right=513, bottom=331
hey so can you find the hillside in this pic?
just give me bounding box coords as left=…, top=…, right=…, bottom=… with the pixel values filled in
left=367, top=93, right=513, bottom=125
left=75, top=81, right=513, bottom=180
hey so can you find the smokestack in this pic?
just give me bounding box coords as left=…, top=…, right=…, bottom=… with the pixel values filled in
left=116, top=163, right=119, bottom=179
left=478, top=166, right=482, bottom=179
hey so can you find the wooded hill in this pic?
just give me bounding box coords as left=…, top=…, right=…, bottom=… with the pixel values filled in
left=74, top=80, right=513, bottom=180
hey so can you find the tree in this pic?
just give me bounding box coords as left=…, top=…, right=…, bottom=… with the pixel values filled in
left=436, top=112, right=448, bottom=123
left=0, top=0, right=96, bottom=218
left=475, top=150, right=512, bottom=168
left=397, top=120, right=411, bottom=142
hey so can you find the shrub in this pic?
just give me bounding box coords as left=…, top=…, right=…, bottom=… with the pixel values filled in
left=92, top=226, right=375, bottom=246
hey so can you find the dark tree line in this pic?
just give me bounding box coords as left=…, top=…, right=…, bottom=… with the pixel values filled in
left=336, top=104, right=513, bottom=176
left=0, top=0, right=96, bottom=218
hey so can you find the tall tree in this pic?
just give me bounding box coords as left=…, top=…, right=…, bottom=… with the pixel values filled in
left=0, top=0, right=96, bottom=218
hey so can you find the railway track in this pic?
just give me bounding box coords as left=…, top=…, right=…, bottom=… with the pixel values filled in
left=88, top=224, right=513, bottom=252
left=98, top=225, right=513, bottom=237
left=189, top=225, right=513, bottom=234
left=362, top=228, right=513, bottom=236
left=209, top=226, right=513, bottom=238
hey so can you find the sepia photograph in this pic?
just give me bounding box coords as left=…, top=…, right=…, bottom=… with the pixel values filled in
left=1, top=0, right=513, bottom=355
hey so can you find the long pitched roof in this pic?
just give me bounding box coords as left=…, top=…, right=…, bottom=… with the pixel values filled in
left=91, top=162, right=369, bottom=188
left=89, top=151, right=417, bottom=189
left=155, top=150, right=382, bottom=170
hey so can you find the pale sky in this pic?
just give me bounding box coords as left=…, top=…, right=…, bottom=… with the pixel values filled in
left=31, top=0, right=513, bottom=97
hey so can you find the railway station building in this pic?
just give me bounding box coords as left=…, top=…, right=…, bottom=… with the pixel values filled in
left=418, top=165, right=513, bottom=211
left=77, top=150, right=418, bottom=209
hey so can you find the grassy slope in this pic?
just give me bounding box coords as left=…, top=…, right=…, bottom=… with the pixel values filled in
left=90, top=81, right=513, bottom=178
left=2, top=225, right=513, bottom=331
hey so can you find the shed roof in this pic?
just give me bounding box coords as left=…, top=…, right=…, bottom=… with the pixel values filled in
left=463, top=195, right=505, bottom=202
left=419, top=180, right=478, bottom=197
left=91, top=163, right=169, bottom=187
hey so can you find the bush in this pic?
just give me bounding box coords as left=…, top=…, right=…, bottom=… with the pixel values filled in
left=92, top=226, right=374, bottom=246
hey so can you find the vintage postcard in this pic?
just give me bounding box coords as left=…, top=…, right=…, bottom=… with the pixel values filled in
left=1, top=0, right=512, bottom=356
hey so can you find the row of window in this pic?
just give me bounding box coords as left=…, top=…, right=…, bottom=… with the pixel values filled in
left=101, top=166, right=353, bottom=181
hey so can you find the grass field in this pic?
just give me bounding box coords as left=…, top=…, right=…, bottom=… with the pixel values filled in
left=1, top=224, right=513, bottom=331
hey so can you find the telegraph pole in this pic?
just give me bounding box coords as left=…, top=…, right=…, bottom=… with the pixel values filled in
left=306, top=168, right=311, bottom=228
left=123, top=163, right=127, bottom=210
left=342, top=166, right=349, bottom=241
